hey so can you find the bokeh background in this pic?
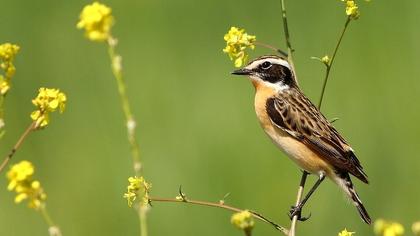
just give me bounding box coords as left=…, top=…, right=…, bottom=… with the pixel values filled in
left=1, top=0, right=419, bottom=235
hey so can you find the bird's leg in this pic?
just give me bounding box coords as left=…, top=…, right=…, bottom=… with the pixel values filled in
left=289, top=172, right=325, bottom=221
left=288, top=170, right=310, bottom=221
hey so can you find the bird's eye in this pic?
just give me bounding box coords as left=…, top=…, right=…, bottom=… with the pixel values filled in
left=261, top=61, right=272, bottom=69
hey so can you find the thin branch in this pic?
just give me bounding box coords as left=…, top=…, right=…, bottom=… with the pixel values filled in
left=0, top=121, right=36, bottom=173
left=279, top=1, right=308, bottom=235
left=40, top=205, right=63, bottom=236
left=289, top=171, right=308, bottom=236
left=107, top=36, right=142, bottom=176
left=107, top=36, right=146, bottom=236
left=280, top=0, right=298, bottom=84
left=317, top=17, right=351, bottom=110
left=149, top=196, right=289, bottom=235
left=254, top=41, right=288, bottom=57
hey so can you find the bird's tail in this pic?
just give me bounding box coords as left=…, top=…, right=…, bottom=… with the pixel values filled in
left=335, top=172, right=372, bottom=225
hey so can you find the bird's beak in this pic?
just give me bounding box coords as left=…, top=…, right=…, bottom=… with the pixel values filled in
left=231, top=68, right=252, bottom=76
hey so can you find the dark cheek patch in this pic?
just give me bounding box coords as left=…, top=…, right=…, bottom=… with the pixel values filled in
left=260, top=65, right=295, bottom=86
left=267, top=66, right=284, bottom=83
left=280, top=66, right=294, bottom=86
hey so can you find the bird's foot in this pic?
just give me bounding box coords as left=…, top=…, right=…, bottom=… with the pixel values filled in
left=288, top=204, right=311, bottom=222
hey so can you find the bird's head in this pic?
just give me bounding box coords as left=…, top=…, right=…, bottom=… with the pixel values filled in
left=231, top=55, right=297, bottom=91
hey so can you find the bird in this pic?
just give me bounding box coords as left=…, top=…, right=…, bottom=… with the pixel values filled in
left=231, top=55, right=371, bottom=224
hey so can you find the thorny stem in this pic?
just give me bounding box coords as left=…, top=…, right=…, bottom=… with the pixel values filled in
left=289, top=171, right=308, bottom=236
left=280, top=0, right=298, bottom=84
left=317, top=17, right=351, bottom=110
left=149, top=197, right=289, bottom=235
left=40, top=205, right=62, bottom=236
left=107, top=36, right=147, bottom=236
left=0, top=121, right=36, bottom=173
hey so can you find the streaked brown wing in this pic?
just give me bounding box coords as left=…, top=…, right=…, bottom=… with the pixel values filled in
left=266, top=90, right=368, bottom=183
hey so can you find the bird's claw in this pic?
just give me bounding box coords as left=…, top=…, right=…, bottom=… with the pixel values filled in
left=288, top=205, right=311, bottom=222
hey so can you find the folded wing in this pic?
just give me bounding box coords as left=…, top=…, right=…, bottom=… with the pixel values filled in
left=265, top=92, right=368, bottom=183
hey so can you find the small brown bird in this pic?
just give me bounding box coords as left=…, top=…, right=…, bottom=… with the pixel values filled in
left=232, top=55, right=371, bottom=224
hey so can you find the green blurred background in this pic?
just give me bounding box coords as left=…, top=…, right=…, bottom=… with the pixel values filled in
left=1, top=0, right=419, bottom=235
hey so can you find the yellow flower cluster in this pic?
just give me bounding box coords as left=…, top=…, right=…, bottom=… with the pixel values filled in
left=6, top=161, right=47, bottom=210
left=77, top=2, right=114, bottom=42
left=342, top=0, right=360, bottom=20
left=0, top=43, right=20, bottom=95
left=338, top=228, right=355, bottom=236
left=223, top=27, right=256, bottom=68
left=374, top=219, right=404, bottom=236
left=30, top=88, right=67, bottom=128
left=231, top=210, right=254, bottom=232
left=123, top=176, right=151, bottom=207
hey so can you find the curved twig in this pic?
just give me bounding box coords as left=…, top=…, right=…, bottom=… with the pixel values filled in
left=0, top=122, right=36, bottom=173
left=149, top=196, right=289, bottom=235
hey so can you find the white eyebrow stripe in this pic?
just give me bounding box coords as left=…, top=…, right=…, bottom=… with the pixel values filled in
left=266, top=58, right=291, bottom=69
left=245, top=57, right=291, bottom=70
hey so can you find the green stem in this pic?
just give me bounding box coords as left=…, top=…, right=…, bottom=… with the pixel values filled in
left=107, top=36, right=142, bottom=176
left=279, top=2, right=305, bottom=236
left=139, top=206, right=148, bottom=236
left=280, top=0, right=298, bottom=83
left=254, top=41, right=288, bottom=57
left=317, top=17, right=351, bottom=110
left=40, top=205, right=62, bottom=236
left=106, top=36, right=146, bottom=236
left=40, top=206, right=55, bottom=227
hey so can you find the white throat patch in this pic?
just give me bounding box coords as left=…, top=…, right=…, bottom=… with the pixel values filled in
left=249, top=75, right=290, bottom=92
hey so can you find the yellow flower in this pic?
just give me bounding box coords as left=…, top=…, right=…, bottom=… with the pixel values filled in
left=77, top=2, right=114, bottom=42
left=0, top=43, right=20, bottom=95
left=0, top=78, right=10, bottom=94
left=342, top=0, right=360, bottom=19
left=338, top=228, right=355, bottom=236
left=6, top=160, right=34, bottom=191
left=231, top=210, right=254, bottom=232
left=413, top=221, right=420, bottom=236
left=0, top=43, right=19, bottom=62
left=31, top=88, right=67, bottom=128
left=123, top=176, right=151, bottom=207
left=223, top=27, right=256, bottom=67
left=374, top=219, right=404, bottom=236
left=6, top=161, right=47, bottom=210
